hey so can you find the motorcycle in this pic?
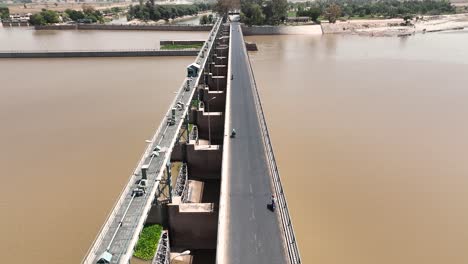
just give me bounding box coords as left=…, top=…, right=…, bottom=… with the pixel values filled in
left=268, top=195, right=276, bottom=212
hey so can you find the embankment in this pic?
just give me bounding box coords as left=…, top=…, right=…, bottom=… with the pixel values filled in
left=321, top=13, right=468, bottom=36
left=241, top=25, right=322, bottom=35
left=0, top=49, right=199, bottom=58
left=35, top=24, right=212, bottom=31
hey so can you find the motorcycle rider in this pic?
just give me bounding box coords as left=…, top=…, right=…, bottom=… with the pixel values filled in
left=271, top=194, right=276, bottom=210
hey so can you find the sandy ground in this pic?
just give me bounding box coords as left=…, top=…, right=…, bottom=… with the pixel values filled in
left=322, top=13, right=468, bottom=36
left=7, top=2, right=132, bottom=15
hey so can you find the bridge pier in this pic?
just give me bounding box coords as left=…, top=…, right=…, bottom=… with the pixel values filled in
left=168, top=203, right=218, bottom=250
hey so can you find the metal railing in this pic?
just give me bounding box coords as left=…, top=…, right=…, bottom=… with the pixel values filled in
left=152, top=231, right=170, bottom=264
left=172, top=163, right=188, bottom=201
left=189, top=125, right=199, bottom=143
left=241, top=27, right=302, bottom=264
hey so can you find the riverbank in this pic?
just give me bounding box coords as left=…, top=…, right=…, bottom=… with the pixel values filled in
left=34, top=24, right=212, bottom=31
left=0, top=49, right=199, bottom=58
left=321, top=13, right=468, bottom=36
left=6, top=2, right=130, bottom=15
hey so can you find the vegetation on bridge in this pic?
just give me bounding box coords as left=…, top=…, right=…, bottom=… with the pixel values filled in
left=161, top=43, right=203, bottom=50
left=133, top=224, right=163, bottom=261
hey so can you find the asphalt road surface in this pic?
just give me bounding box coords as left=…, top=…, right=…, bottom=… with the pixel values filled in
left=225, top=22, right=288, bottom=264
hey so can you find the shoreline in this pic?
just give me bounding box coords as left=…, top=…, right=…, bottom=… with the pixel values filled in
left=321, top=13, right=468, bottom=37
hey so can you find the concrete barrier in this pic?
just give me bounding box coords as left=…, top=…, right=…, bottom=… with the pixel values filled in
left=2, top=21, right=30, bottom=27
left=35, top=24, right=212, bottom=31
left=160, top=40, right=205, bottom=46
left=241, top=24, right=322, bottom=35
left=0, top=50, right=199, bottom=58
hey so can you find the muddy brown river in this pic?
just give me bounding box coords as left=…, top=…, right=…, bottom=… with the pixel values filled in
left=1, top=27, right=468, bottom=263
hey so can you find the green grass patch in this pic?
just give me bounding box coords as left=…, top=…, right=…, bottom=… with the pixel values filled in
left=133, top=224, right=163, bottom=261
left=161, top=43, right=203, bottom=50
left=191, top=99, right=200, bottom=108
left=287, top=11, right=297, bottom=17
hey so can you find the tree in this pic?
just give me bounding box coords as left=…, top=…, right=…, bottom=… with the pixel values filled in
left=215, top=0, right=235, bottom=16
left=0, top=7, right=9, bottom=20
left=40, top=9, right=59, bottom=24
left=200, top=14, right=209, bottom=24
left=403, top=14, right=413, bottom=25
left=297, top=6, right=321, bottom=22
left=65, top=9, right=84, bottom=21
left=29, top=13, right=46, bottom=25
left=308, top=7, right=321, bottom=22
left=270, top=0, right=288, bottom=24
left=325, top=3, right=341, bottom=23
left=242, top=2, right=265, bottom=26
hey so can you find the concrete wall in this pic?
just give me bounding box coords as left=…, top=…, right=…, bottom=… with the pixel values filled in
left=168, top=204, right=218, bottom=249
left=201, top=90, right=225, bottom=113
left=186, top=144, right=222, bottom=179
left=171, top=143, right=185, bottom=162
left=214, top=46, right=229, bottom=57
left=0, top=50, right=198, bottom=58
left=194, top=110, right=224, bottom=144
left=241, top=24, right=323, bottom=35
left=211, top=65, right=227, bottom=76
left=35, top=24, right=212, bottom=31
left=207, top=75, right=226, bottom=90
left=214, top=56, right=228, bottom=65
left=160, top=40, right=205, bottom=45
left=1, top=21, right=30, bottom=27
left=146, top=204, right=168, bottom=226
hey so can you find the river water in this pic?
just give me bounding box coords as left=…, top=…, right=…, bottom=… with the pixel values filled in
left=1, top=27, right=468, bottom=264
left=246, top=30, right=468, bottom=264
left=0, top=27, right=207, bottom=50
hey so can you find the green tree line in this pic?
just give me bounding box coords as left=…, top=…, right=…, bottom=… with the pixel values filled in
left=65, top=5, right=104, bottom=23
left=240, top=0, right=288, bottom=26
left=29, top=9, right=60, bottom=25
left=127, top=2, right=212, bottom=22
left=287, top=0, right=455, bottom=24
left=29, top=6, right=104, bottom=25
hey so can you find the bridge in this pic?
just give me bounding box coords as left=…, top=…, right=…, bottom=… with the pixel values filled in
left=83, top=18, right=300, bottom=264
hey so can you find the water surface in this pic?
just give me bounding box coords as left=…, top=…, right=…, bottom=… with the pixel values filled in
left=1, top=27, right=468, bottom=264
left=246, top=30, right=468, bottom=264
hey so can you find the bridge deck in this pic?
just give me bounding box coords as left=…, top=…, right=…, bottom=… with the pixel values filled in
left=220, top=22, right=288, bottom=264
left=83, top=20, right=222, bottom=264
